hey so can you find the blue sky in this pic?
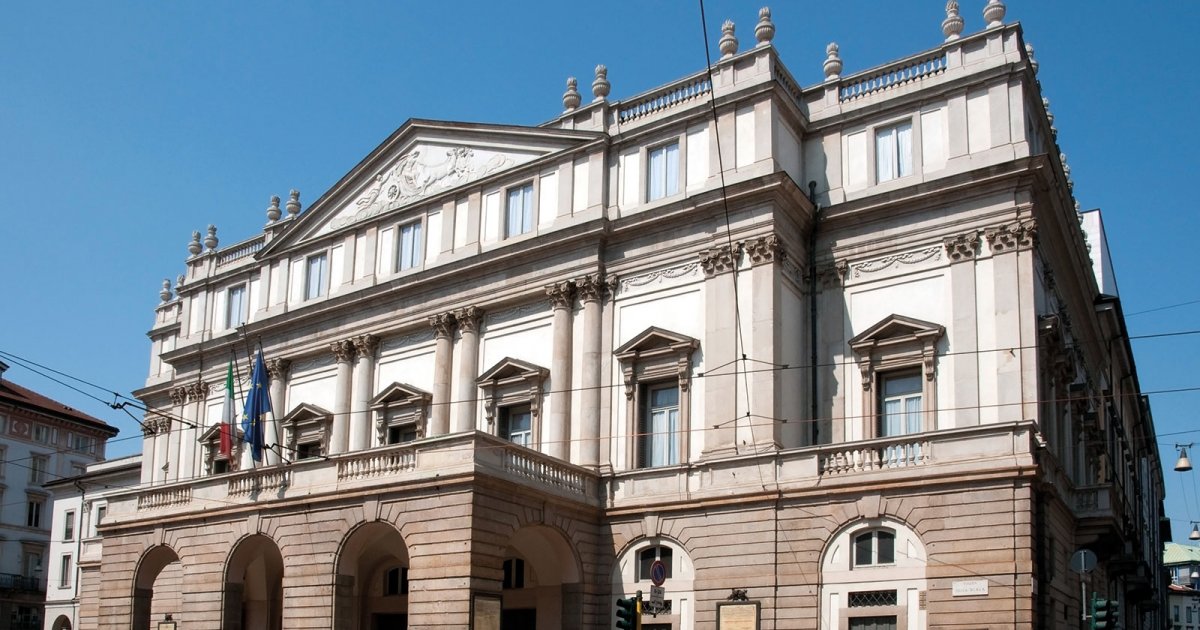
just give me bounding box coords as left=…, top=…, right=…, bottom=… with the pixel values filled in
left=2, top=2, right=1198, bottom=538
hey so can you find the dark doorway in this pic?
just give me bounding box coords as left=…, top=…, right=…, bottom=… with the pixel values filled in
left=500, top=608, right=536, bottom=630
left=372, top=613, right=407, bottom=630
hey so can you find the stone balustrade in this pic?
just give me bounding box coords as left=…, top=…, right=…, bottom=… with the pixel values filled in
left=216, top=234, right=266, bottom=267
left=818, top=436, right=931, bottom=475
left=136, top=485, right=192, bottom=510
left=837, top=50, right=947, bottom=102
left=617, top=72, right=712, bottom=124
left=227, top=468, right=290, bottom=497
left=337, top=445, right=417, bottom=480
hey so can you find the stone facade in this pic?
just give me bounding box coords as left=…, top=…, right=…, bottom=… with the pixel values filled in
left=94, top=4, right=1164, bottom=630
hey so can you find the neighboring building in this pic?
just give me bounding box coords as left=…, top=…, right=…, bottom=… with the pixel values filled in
left=1167, top=543, right=1200, bottom=630
left=88, top=4, right=1165, bottom=629
left=0, top=362, right=118, bottom=630
left=42, top=455, right=141, bottom=630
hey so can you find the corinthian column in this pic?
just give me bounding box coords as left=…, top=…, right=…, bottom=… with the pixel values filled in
left=545, top=281, right=576, bottom=460
left=452, top=306, right=484, bottom=433
left=576, top=274, right=610, bottom=467
left=428, top=312, right=457, bottom=436
left=330, top=340, right=356, bottom=454
left=265, top=358, right=291, bottom=465
left=350, top=334, right=379, bottom=451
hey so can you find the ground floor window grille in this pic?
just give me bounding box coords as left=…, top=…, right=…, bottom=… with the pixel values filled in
left=848, top=590, right=898, bottom=608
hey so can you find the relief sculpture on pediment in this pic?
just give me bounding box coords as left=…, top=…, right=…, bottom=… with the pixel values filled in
left=330, top=146, right=514, bottom=231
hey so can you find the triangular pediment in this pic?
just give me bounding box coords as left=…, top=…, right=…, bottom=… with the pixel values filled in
left=370, top=382, right=432, bottom=409
left=614, top=326, right=700, bottom=358
left=259, top=119, right=602, bottom=257
left=281, top=402, right=332, bottom=424
left=199, top=423, right=240, bottom=443
left=477, top=357, right=548, bottom=384
left=849, top=314, right=945, bottom=350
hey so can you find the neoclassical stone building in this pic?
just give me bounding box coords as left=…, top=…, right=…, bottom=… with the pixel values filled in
left=92, top=3, right=1166, bottom=629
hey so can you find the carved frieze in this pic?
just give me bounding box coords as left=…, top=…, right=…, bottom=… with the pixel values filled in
left=545, top=281, right=577, bottom=310
left=619, top=264, right=698, bottom=294
left=853, top=246, right=942, bottom=277
left=985, top=220, right=1038, bottom=253
left=486, top=301, right=548, bottom=326
left=817, top=260, right=850, bottom=288
left=331, top=339, right=356, bottom=364
left=185, top=382, right=209, bottom=402
left=943, top=232, right=981, bottom=262
left=428, top=312, right=457, bottom=339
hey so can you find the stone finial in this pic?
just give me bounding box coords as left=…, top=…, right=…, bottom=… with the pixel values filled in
left=719, top=20, right=738, bottom=58
left=204, top=225, right=218, bottom=251
left=286, top=189, right=301, bottom=217
left=266, top=195, right=282, bottom=222
left=983, top=0, right=1006, bottom=27
left=823, top=42, right=843, bottom=80
left=176, top=273, right=185, bottom=289
left=942, top=1, right=964, bottom=41
left=755, top=7, right=775, bottom=46
left=187, top=230, right=203, bottom=256
left=1025, top=43, right=1038, bottom=74
left=562, top=77, right=581, bottom=111
left=159, top=279, right=172, bottom=303
left=591, top=65, right=610, bottom=102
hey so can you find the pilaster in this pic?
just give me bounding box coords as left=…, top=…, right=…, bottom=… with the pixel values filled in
left=452, top=306, right=484, bottom=433
left=429, top=312, right=457, bottom=436
left=545, top=281, right=576, bottom=460
left=330, top=340, right=357, bottom=454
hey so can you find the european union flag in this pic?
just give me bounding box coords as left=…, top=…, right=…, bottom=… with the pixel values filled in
left=241, top=349, right=271, bottom=463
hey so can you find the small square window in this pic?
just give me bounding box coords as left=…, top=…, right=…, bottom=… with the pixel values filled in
left=387, top=425, right=418, bottom=445
left=505, top=184, right=535, bottom=237
left=396, top=220, right=423, bottom=271
left=296, top=442, right=322, bottom=460
left=875, top=121, right=913, bottom=182
left=646, top=142, right=680, bottom=201
left=636, top=546, right=673, bottom=581
left=226, top=284, right=247, bottom=328
left=305, top=253, right=328, bottom=300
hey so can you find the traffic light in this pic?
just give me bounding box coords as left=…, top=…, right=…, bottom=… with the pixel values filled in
left=1090, top=592, right=1119, bottom=630
left=615, top=591, right=641, bottom=630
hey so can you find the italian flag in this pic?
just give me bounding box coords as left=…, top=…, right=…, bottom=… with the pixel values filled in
left=220, top=361, right=235, bottom=456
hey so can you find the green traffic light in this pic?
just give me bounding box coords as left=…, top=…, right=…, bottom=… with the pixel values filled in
left=615, top=595, right=639, bottom=630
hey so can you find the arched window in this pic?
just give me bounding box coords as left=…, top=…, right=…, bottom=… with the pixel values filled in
left=822, top=519, right=927, bottom=630
left=637, top=546, right=673, bottom=581
left=853, top=529, right=896, bottom=567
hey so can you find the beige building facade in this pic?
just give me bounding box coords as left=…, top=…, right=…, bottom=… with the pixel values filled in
left=90, top=4, right=1165, bottom=629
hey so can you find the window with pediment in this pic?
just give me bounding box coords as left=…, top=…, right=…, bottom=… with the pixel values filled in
left=476, top=358, right=548, bottom=449
left=281, top=403, right=333, bottom=461
left=614, top=327, right=699, bottom=469
left=199, top=423, right=241, bottom=475
left=849, top=315, right=944, bottom=441
left=371, top=383, right=430, bottom=446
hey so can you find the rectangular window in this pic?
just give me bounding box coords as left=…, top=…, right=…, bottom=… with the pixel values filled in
left=384, top=566, right=409, bottom=595
left=26, top=497, right=44, bottom=528
left=880, top=373, right=922, bottom=437
left=849, top=616, right=897, bottom=630
left=646, top=142, right=680, bottom=201
left=505, top=183, right=535, bottom=237
left=639, top=384, right=679, bottom=468
left=296, top=442, right=321, bottom=460
left=70, top=434, right=94, bottom=454
left=33, top=424, right=57, bottom=445
left=30, top=455, right=48, bottom=484
left=226, top=284, right=247, bottom=328
left=95, top=505, right=106, bottom=535
left=59, top=554, right=72, bottom=587
left=396, top=221, right=423, bottom=271
left=387, top=424, right=418, bottom=445
left=22, top=551, right=42, bottom=578
left=875, top=121, right=913, bottom=182
left=499, top=406, right=532, bottom=448
left=502, top=558, right=525, bottom=589
left=305, top=252, right=328, bottom=300
left=64, top=510, right=75, bottom=541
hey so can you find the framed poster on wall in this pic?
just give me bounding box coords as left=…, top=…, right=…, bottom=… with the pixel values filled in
left=717, top=601, right=760, bottom=630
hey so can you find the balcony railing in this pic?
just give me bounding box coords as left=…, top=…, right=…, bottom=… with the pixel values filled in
left=838, top=51, right=947, bottom=102
left=819, top=436, right=930, bottom=475
left=0, top=573, right=43, bottom=592
left=216, top=235, right=266, bottom=267
left=616, top=72, right=712, bottom=124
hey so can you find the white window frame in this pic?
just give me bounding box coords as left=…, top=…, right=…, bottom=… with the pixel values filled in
left=29, top=455, right=48, bottom=484
left=59, top=553, right=72, bottom=588
left=395, top=219, right=424, bottom=272
left=498, top=405, right=533, bottom=448
left=304, top=251, right=330, bottom=300
left=504, top=182, right=535, bottom=238
left=63, top=510, right=75, bottom=541
left=26, top=495, right=44, bottom=529
left=879, top=372, right=923, bottom=438
left=639, top=382, right=680, bottom=468
left=852, top=529, right=897, bottom=568
left=225, top=283, right=248, bottom=329
left=874, top=120, right=913, bottom=183
left=646, top=141, right=681, bottom=202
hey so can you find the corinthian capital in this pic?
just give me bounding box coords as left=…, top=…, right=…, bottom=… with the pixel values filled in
left=943, top=231, right=981, bottom=262
left=545, top=281, right=576, bottom=309
left=746, top=234, right=784, bottom=265
left=186, top=382, right=209, bottom=402
left=455, top=306, right=484, bottom=333
left=576, top=272, right=613, bottom=303
left=331, top=339, right=357, bottom=364
left=169, top=386, right=188, bottom=406
left=699, top=244, right=738, bottom=277
left=353, top=333, right=379, bottom=356
left=429, top=312, right=457, bottom=339
left=265, top=358, right=291, bottom=381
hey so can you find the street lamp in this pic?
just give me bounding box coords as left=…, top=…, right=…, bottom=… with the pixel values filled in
left=1176, top=444, right=1194, bottom=472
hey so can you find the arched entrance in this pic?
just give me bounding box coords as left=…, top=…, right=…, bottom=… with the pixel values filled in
left=499, top=525, right=582, bottom=630
left=613, top=537, right=695, bottom=630
left=223, top=534, right=284, bottom=630
left=51, top=615, right=72, bottom=630
left=820, top=517, right=928, bottom=630
left=131, top=545, right=182, bottom=630
left=333, top=521, right=410, bottom=630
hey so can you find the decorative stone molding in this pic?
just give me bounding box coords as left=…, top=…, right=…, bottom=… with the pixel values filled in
left=620, top=264, right=698, bottom=293
left=266, top=195, right=281, bottom=222
left=186, top=382, right=210, bottom=402
left=576, top=273, right=614, bottom=303
left=985, top=220, right=1037, bottom=253
left=169, top=386, right=188, bottom=406
left=476, top=358, right=549, bottom=434
left=141, top=419, right=159, bottom=437
left=1038, top=315, right=1076, bottom=386
left=592, top=65, right=610, bottom=102
left=456, top=306, right=485, bottom=333
left=823, top=43, right=842, bottom=80
left=545, top=280, right=577, bottom=310
left=562, top=77, right=581, bottom=111
left=371, top=382, right=431, bottom=445
left=353, top=334, right=379, bottom=357
left=942, top=1, right=964, bottom=41
left=428, top=312, right=457, bottom=339
left=719, top=20, right=738, bottom=58
left=699, top=244, right=738, bottom=277
left=817, top=260, right=849, bottom=288
left=331, top=339, right=356, bottom=364
left=265, top=358, right=291, bottom=381
left=754, top=7, right=774, bottom=46
left=486, top=301, right=548, bottom=326
left=943, top=232, right=981, bottom=262
left=745, top=234, right=783, bottom=265
left=614, top=327, right=699, bottom=400
left=853, top=247, right=941, bottom=277
left=849, top=314, right=945, bottom=438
